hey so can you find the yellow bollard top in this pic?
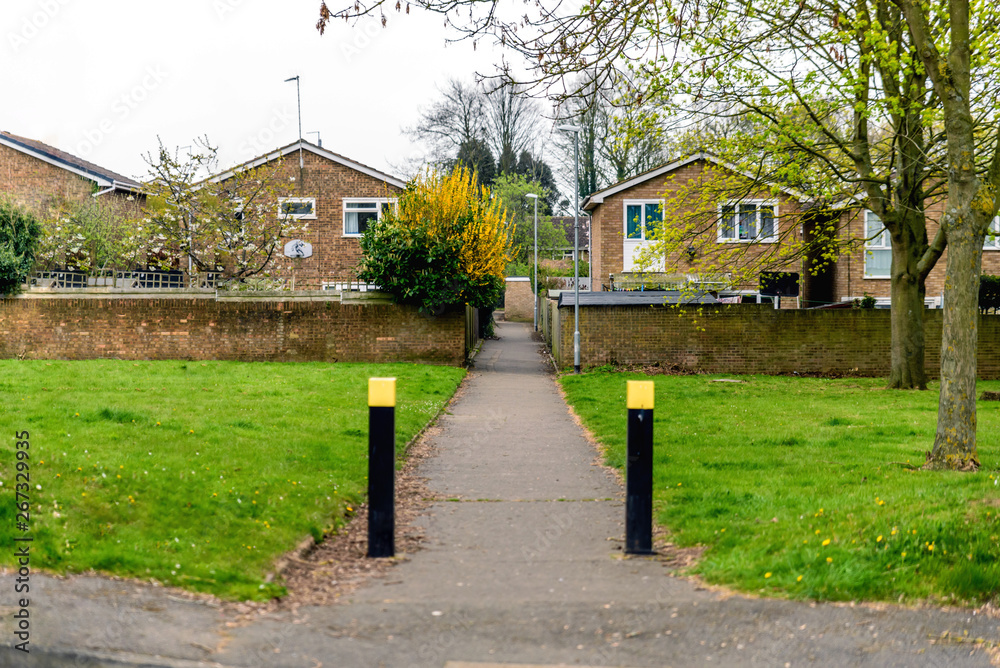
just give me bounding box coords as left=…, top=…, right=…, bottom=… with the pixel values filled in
left=626, top=380, right=654, bottom=410
left=369, top=377, right=397, bottom=407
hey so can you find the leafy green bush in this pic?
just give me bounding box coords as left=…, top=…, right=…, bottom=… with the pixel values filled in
left=360, top=221, right=503, bottom=314
left=853, top=293, right=877, bottom=309
left=980, top=275, right=1000, bottom=314
left=0, top=199, right=42, bottom=296
left=357, top=167, right=512, bottom=314
left=505, top=261, right=531, bottom=277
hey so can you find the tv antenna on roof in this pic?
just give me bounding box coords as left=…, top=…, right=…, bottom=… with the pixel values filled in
left=284, top=75, right=304, bottom=173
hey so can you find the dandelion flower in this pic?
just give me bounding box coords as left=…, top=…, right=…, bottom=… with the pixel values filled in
left=796, top=575, right=803, bottom=582
left=877, top=535, right=883, bottom=542
left=822, top=539, right=831, bottom=547
left=765, top=572, right=772, bottom=579
left=826, top=557, right=833, bottom=563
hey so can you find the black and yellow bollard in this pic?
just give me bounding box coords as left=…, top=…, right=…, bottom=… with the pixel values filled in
left=367, top=377, right=396, bottom=558
left=626, top=380, right=654, bottom=555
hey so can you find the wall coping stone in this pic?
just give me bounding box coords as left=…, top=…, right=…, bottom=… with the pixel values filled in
left=9, top=287, right=397, bottom=305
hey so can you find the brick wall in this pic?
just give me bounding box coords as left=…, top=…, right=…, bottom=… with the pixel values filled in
left=0, top=142, right=95, bottom=215
left=504, top=278, right=534, bottom=322
left=0, top=293, right=465, bottom=364
left=554, top=304, right=1000, bottom=379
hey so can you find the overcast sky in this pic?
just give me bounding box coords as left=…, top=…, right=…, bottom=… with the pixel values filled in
left=3, top=0, right=512, bottom=182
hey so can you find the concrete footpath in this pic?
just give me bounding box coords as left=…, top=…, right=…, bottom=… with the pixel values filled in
left=5, top=321, right=1000, bottom=667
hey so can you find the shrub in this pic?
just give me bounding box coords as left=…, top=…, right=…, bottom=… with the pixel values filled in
left=0, top=199, right=42, bottom=296
left=980, top=275, right=1000, bottom=314
left=853, top=293, right=877, bottom=309
left=358, top=167, right=513, bottom=314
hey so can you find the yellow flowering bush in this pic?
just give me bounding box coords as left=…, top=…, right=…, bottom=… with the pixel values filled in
left=359, top=166, right=513, bottom=313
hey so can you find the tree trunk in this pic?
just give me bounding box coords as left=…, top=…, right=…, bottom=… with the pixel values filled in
left=927, top=221, right=982, bottom=470
left=887, top=267, right=927, bottom=389
left=886, top=207, right=932, bottom=390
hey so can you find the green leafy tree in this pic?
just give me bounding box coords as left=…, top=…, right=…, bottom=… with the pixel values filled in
left=893, top=0, right=1000, bottom=469
left=490, top=173, right=565, bottom=268
left=0, top=199, right=42, bottom=296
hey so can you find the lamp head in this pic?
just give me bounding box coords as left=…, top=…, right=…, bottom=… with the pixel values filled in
left=525, top=193, right=539, bottom=199
left=556, top=124, right=582, bottom=133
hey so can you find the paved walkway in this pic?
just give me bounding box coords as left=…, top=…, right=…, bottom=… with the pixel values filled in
left=8, top=321, right=1000, bottom=667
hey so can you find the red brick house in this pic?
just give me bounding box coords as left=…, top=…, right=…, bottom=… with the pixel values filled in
left=583, top=153, right=1000, bottom=306
left=206, top=139, right=405, bottom=290
left=832, top=204, right=1000, bottom=307
left=0, top=130, right=143, bottom=213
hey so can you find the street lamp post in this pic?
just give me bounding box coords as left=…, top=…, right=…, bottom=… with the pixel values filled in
left=526, top=193, right=539, bottom=332
left=557, top=124, right=582, bottom=374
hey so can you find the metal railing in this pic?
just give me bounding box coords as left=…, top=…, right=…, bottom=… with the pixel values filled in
left=322, top=279, right=379, bottom=292
left=28, top=270, right=222, bottom=290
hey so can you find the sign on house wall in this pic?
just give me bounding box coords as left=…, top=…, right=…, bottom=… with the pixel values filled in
left=284, top=240, right=313, bottom=258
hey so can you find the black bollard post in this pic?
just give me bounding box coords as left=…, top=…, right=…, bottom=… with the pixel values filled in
left=625, top=380, right=654, bottom=555
left=367, top=377, right=396, bottom=558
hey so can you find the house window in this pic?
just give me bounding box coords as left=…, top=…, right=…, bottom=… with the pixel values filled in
left=624, top=201, right=662, bottom=241
left=985, top=217, right=1000, bottom=250
left=864, top=210, right=891, bottom=278
left=278, top=197, right=316, bottom=219
left=343, top=198, right=394, bottom=237
left=718, top=201, right=777, bottom=243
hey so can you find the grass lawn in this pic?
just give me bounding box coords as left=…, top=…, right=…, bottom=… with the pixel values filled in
left=0, top=360, right=464, bottom=601
left=561, top=372, right=1000, bottom=606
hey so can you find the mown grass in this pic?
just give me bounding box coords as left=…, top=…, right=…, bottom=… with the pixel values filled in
left=561, top=372, right=1000, bottom=606
left=0, top=360, right=464, bottom=600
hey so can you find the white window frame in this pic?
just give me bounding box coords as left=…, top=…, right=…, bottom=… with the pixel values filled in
left=623, top=200, right=663, bottom=242
left=985, top=216, right=1000, bottom=250
left=342, top=197, right=396, bottom=238
left=278, top=197, right=317, bottom=220
left=717, top=200, right=779, bottom=243
left=864, top=210, right=892, bottom=278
